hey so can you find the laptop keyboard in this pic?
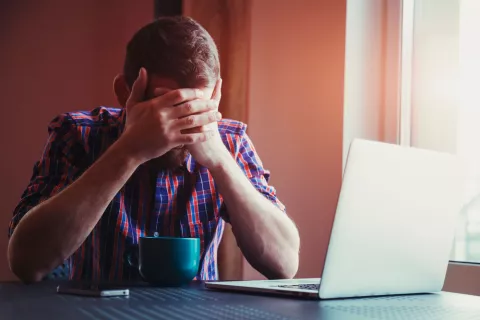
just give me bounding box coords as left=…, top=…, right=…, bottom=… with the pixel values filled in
left=275, top=283, right=320, bottom=291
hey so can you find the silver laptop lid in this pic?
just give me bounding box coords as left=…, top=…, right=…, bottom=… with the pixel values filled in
left=319, top=139, right=467, bottom=299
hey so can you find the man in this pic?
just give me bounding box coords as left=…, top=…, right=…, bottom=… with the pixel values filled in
left=7, top=16, right=300, bottom=283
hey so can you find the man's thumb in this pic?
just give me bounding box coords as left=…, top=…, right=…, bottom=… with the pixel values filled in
left=126, top=67, right=147, bottom=109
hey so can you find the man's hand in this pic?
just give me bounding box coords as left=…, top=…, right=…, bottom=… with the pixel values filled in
left=118, top=68, right=222, bottom=164
left=185, top=78, right=231, bottom=169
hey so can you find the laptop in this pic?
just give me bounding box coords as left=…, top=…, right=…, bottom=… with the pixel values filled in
left=205, top=138, right=467, bottom=299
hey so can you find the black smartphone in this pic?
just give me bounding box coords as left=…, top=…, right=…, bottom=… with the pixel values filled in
left=57, top=284, right=129, bottom=297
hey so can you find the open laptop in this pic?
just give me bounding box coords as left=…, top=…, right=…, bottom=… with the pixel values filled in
left=205, top=138, right=467, bottom=299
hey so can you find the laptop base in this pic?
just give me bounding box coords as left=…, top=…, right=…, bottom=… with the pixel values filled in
left=205, top=278, right=321, bottom=299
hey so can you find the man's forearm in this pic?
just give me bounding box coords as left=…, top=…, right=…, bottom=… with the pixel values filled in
left=8, top=138, right=142, bottom=283
left=210, top=153, right=300, bottom=279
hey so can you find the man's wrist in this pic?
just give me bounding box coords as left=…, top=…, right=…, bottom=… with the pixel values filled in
left=110, top=137, right=146, bottom=168
left=208, top=149, right=237, bottom=174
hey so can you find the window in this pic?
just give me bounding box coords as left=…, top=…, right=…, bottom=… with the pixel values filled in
left=453, top=0, right=480, bottom=264
left=401, top=0, right=480, bottom=264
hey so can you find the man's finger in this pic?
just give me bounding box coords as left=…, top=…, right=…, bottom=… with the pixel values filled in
left=126, top=68, right=147, bottom=110
left=156, top=88, right=204, bottom=107
left=212, top=78, right=222, bottom=102
left=173, top=111, right=221, bottom=131
left=181, top=126, right=209, bottom=134
left=170, top=99, right=218, bottom=119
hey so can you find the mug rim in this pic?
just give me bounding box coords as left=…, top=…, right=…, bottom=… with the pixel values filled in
left=140, top=236, right=200, bottom=241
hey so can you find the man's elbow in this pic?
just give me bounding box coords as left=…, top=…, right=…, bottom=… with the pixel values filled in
left=279, top=252, right=300, bottom=279
left=13, top=270, right=44, bottom=284
left=279, top=229, right=300, bottom=279
left=266, top=261, right=298, bottom=280
left=9, top=259, right=45, bottom=284
left=7, top=240, right=44, bottom=284
left=266, top=248, right=300, bottom=280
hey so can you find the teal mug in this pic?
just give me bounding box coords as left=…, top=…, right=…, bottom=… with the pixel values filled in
left=124, top=236, right=200, bottom=286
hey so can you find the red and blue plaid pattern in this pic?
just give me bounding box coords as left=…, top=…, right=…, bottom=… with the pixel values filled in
left=9, top=107, right=285, bottom=281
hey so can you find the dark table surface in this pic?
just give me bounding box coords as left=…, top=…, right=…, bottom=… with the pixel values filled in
left=1, top=280, right=480, bottom=320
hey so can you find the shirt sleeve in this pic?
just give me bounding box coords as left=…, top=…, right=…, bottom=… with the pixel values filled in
left=8, top=114, right=84, bottom=238
left=220, top=133, right=286, bottom=222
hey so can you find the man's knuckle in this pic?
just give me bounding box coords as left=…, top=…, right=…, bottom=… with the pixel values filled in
left=186, top=116, right=195, bottom=126
left=175, top=90, right=185, bottom=101
left=157, top=111, right=167, bottom=122
left=184, top=102, right=194, bottom=113
left=185, top=135, right=195, bottom=144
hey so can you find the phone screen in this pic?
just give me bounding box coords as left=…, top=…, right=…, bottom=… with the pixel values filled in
left=57, top=284, right=129, bottom=297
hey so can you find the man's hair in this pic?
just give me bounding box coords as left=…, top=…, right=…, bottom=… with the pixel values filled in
left=123, top=16, right=220, bottom=89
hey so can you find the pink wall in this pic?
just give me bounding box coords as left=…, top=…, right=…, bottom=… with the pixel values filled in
left=0, top=0, right=347, bottom=281
left=0, top=0, right=152, bottom=281
left=245, top=0, right=347, bottom=279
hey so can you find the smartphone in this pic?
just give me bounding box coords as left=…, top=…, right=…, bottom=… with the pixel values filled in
left=57, top=284, right=129, bottom=297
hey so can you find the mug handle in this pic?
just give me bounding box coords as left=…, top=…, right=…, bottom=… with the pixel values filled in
left=123, top=245, right=139, bottom=269
left=124, top=244, right=150, bottom=282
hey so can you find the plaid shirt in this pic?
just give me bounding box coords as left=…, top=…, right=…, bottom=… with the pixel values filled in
left=9, top=107, right=285, bottom=281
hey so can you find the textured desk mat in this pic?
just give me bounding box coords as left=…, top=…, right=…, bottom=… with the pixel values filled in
left=1, top=284, right=301, bottom=320
left=1, top=282, right=480, bottom=320
left=68, top=287, right=280, bottom=320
